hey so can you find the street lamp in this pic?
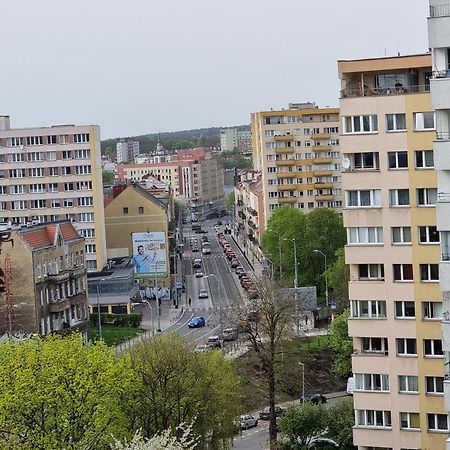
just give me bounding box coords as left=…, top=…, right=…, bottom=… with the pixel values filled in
left=96, top=278, right=106, bottom=339
left=141, top=298, right=154, bottom=336
left=299, top=362, right=305, bottom=402
left=313, top=249, right=329, bottom=307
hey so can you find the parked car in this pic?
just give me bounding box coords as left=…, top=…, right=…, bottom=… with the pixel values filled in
left=239, top=414, right=258, bottom=430
left=195, top=270, right=204, bottom=278
left=307, top=437, right=338, bottom=448
left=300, top=392, right=327, bottom=404
left=191, top=246, right=199, bottom=252
left=207, top=335, right=221, bottom=348
left=198, top=289, right=209, bottom=299
left=231, top=259, right=240, bottom=268
left=222, top=328, right=238, bottom=341
left=235, top=266, right=245, bottom=275
left=194, top=344, right=210, bottom=353
left=193, top=258, right=202, bottom=268
left=259, top=405, right=285, bottom=420
left=247, top=289, right=259, bottom=299
left=215, top=221, right=223, bottom=226
left=188, top=316, right=206, bottom=328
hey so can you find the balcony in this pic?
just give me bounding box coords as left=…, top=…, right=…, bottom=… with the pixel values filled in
left=313, top=169, right=333, bottom=177
left=314, top=194, right=334, bottom=201
left=340, top=84, right=429, bottom=99
left=434, top=136, right=450, bottom=171
left=275, top=159, right=296, bottom=167
left=278, top=196, right=297, bottom=204
left=430, top=4, right=450, bottom=18
left=68, top=291, right=87, bottom=306
left=49, top=298, right=70, bottom=313
left=275, top=147, right=294, bottom=154
left=314, top=182, right=333, bottom=189
left=312, top=145, right=332, bottom=151
left=311, top=133, right=331, bottom=140
left=276, top=172, right=296, bottom=179
left=313, top=157, right=333, bottom=165
left=70, top=265, right=86, bottom=278
left=278, top=184, right=297, bottom=191
left=46, top=270, right=70, bottom=283
left=274, top=134, right=294, bottom=142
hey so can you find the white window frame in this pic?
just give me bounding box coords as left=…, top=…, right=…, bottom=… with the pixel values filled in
left=343, top=115, right=378, bottom=134
left=389, top=189, right=410, bottom=207
left=354, top=373, right=389, bottom=392
left=386, top=113, right=406, bottom=132
left=394, top=301, right=415, bottom=319
left=400, top=412, right=420, bottom=430
left=417, top=188, right=437, bottom=206
left=425, top=376, right=444, bottom=395
left=398, top=375, right=418, bottom=393
left=423, top=339, right=443, bottom=358
left=358, top=264, right=384, bottom=280
left=351, top=300, right=386, bottom=319
left=396, top=338, right=417, bottom=356
left=418, top=226, right=439, bottom=244
left=391, top=226, right=411, bottom=245
left=422, top=301, right=442, bottom=320
left=420, top=264, right=439, bottom=282
left=415, top=150, right=434, bottom=169
left=346, top=190, right=381, bottom=208
left=388, top=151, right=408, bottom=169
left=362, top=337, right=388, bottom=354
left=427, top=414, right=449, bottom=432
left=393, top=264, right=413, bottom=281
left=355, top=410, right=391, bottom=429
left=414, top=112, right=435, bottom=131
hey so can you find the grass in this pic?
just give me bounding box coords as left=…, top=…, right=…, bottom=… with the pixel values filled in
left=89, top=325, right=142, bottom=346
left=298, top=334, right=331, bottom=350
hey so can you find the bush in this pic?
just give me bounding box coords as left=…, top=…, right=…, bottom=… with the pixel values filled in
left=90, top=313, right=142, bottom=328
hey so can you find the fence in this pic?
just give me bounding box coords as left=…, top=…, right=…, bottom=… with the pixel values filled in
left=115, top=329, right=155, bottom=356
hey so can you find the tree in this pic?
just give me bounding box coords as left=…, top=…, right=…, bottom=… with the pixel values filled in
left=278, top=403, right=328, bottom=448
left=103, top=170, right=115, bottom=184
left=325, top=398, right=355, bottom=449
left=329, top=309, right=353, bottom=378
left=229, top=278, right=294, bottom=449
left=224, top=192, right=235, bottom=212
left=0, top=334, right=136, bottom=449
left=326, top=248, right=349, bottom=313
left=130, top=333, right=240, bottom=450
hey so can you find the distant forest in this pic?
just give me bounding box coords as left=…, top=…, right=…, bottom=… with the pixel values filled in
left=101, top=125, right=250, bottom=157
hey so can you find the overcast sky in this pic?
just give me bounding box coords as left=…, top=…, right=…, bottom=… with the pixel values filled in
left=2, top=0, right=429, bottom=139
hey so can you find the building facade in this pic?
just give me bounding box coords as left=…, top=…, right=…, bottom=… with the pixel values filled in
left=0, top=220, right=89, bottom=337
left=251, top=103, right=343, bottom=228
left=116, top=140, right=140, bottom=163
left=340, top=54, right=446, bottom=450
left=428, top=3, right=450, bottom=448
left=0, top=116, right=107, bottom=271
left=220, top=128, right=238, bottom=152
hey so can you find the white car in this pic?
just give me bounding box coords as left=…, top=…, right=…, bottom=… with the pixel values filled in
left=195, top=270, right=204, bottom=278
left=198, top=289, right=209, bottom=299
left=307, top=437, right=338, bottom=448
left=239, top=414, right=258, bottom=430
left=194, top=344, right=209, bottom=353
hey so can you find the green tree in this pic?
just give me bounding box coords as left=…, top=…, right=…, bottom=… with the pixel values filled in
left=326, top=248, right=350, bottom=313
left=329, top=309, right=353, bottom=378
left=130, top=333, right=240, bottom=450
left=0, top=334, right=136, bottom=450
left=224, top=192, right=235, bottom=212
left=103, top=170, right=115, bottom=184
left=326, top=398, right=355, bottom=449
left=278, top=403, right=328, bottom=448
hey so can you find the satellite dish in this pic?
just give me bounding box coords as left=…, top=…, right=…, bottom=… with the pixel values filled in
left=342, top=158, right=351, bottom=169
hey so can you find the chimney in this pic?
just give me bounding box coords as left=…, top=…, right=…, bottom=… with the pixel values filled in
left=0, top=116, right=10, bottom=131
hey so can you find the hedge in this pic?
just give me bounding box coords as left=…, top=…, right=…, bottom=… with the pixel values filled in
left=90, top=313, right=142, bottom=328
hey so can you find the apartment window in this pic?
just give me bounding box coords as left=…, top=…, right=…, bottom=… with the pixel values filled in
left=9, top=169, right=25, bottom=178
left=392, top=227, right=411, bottom=244
left=347, top=227, right=383, bottom=245
left=358, top=264, right=384, bottom=280
left=354, top=373, right=389, bottom=392
left=51, top=199, right=61, bottom=208
left=353, top=152, right=379, bottom=170
left=418, top=226, right=439, bottom=244
left=74, top=149, right=90, bottom=159
left=346, top=190, right=381, bottom=207
left=11, top=200, right=27, bottom=210
left=47, top=151, right=57, bottom=161
left=267, top=167, right=276, bottom=173
left=123, top=207, right=129, bottom=215
left=362, top=337, right=388, bottom=354
left=417, top=188, right=437, bottom=206
left=74, top=133, right=89, bottom=143
left=49, top=167, right=59, bottom=176
left=26, top=136, right=43, bottom=146
left=64, top=182, right=74, bottom=191
left=7, top=137, right=23, bottom=147
left=85, top=244, right=96, bottom=254
left=351, top=300, right=386, bottom=319
left=77, top=197, right=93, bottom=207
left=10, top=185, right=25, bottom=194
left=0, top=201, right=7, bottom=210
left=8, top=153, right=25, bottom=163
left=79, top=213, right=94, bottom=222
left=388, top=151, right=408, bottom=169
left=398, top=375, right=418, bottom=393
left=139, top=206, right=144, bottom=214
left=76, top=165, right=91, bottom=175
left=48, top=183, right=58, bottom=193
left=427, top=414, right=448, bottom=432
left=0, top=186, right=5, bottom=195
left=422, top=301, right=442, bottom=320
left=400, top=412, right=420, bottom=430
left=393, top=264, right=413, bottom=281
left=415, top=150, right=434, bottom=168
left=389, top=189, right=410, bottom=207
left=414, top=112, right=435, bottom=131
left=396, top=338, right=417, bottom=356
left=61, top=166, right=72, bottom=176
left=27, top=152, right=44, bottom=162
left=420, top=264, right=439, bottom=282
left=386, top=113, right=406, bottom=131
left=47, top=135, right=57, bottom=145
left=29, top=168, right=44, bottom=177
left=29, top=183, right=45, bottom=193
left=355, top=410, right=391, bottom=428
left=343, top=115, right=378, bottom=134
left=424, top=339, right=443, bottom=357
left=30, top=199, right=46, bottom=209
left=395, top=301, right=415, bottom=318
left=76, top=181, right=92, bottom=191
left=426, top=377, right=444, bottom=395
left=64, top=199, right=73, bottom=208
left=62, top=150, right=72, bottom=160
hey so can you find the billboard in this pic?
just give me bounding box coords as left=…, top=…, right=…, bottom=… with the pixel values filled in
left=132, top=232, right=168, bottom=279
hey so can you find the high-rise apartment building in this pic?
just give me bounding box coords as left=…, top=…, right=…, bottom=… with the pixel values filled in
left=428, top=3, right=450, bottom=448
left=340, top=54, right=447, bottom=450
left=220, top=128, right=238, bottom=152
left=0, top=116, right=107, bottom=271
left=251, top=103, right=342, bottom=227
left=116, top=140, right=140, bottom=163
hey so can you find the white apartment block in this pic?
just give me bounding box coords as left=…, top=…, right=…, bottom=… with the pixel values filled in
left=220, top=128, right=238, bottom=152
left=116, top=140, right=140, bottom=163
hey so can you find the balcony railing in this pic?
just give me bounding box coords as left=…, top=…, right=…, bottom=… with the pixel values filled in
left=438, top=192, right=450, bottom=203
left=430, top=4, right=450, bottom=17
left=443, top=253, right=450, bottom=262
left=436, top=132, right=450, bottom=140
left=433, top=69, right=450, bottom=79
left=341, top=84, right=430, bottom=99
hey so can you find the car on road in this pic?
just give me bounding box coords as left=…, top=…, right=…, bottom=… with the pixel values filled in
left=207, top=335, right=221, bottom=348
left=188, top=316, right=206, bottom=328
left=191, top=246, right=199, bottom=252
left=300, top=392, right=327, bottom=404
left=307, top=437, right=339, bottom=448
left=222, top=328, right=238, bottom=341
left=235, top=266, right=244, bottom=275
left=198, top=288, right=209, bottom=299
left=231, top=259, right=240, bottom=268
left=198, top=229, right=208, bottom=234
left=194, top=344, right=210, bottom=353
left=258, top=405, right=285, bottom=420
left=193, top=258, right=202, bottom=268
left=195, top=270, right=204, bottom=278
left=239, top=414, right=258, bottom=430
left=215, top=221, right=223, bottom=226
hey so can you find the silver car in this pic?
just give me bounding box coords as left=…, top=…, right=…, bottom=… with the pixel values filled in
left=198, top=288, right=209, bottom=299
left=240, top=414, right=258, bottom=430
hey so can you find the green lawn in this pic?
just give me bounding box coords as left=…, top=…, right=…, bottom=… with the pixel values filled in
left=298, top=334, right=331, bottom=350
left=89, top=325, right=142, bottom=346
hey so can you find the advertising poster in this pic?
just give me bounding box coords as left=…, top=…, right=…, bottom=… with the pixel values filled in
left=132, top=232, right=167, bottom=278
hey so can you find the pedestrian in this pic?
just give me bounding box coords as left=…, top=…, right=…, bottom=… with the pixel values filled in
left=188, top=297, right=192, bottom=306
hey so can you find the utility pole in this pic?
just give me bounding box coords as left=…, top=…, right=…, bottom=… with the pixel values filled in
left=278, top=235, right=283, bottom=282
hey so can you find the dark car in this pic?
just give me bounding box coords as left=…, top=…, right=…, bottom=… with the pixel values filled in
left=235, top=266, right=245, bottom=275
left=215, top=221, right=222, bottom=226
left=259, top=405, right=285, bottom=420
left=300, top=392, right=327, bottom=404
left=207, top=335, right=221, bottom=348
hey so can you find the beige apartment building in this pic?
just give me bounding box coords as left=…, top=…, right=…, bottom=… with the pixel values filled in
left=251, top=103, right=343, bottom=228
left=340, top=53, right=446, bottom=450
left=0, top=116, right=107, bottom=271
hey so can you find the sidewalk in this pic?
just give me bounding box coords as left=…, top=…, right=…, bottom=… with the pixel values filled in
left=231, top=233, right=266, bottom=278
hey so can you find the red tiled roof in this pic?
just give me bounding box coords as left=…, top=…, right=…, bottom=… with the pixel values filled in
left=21, top=222, right=81, bottom=250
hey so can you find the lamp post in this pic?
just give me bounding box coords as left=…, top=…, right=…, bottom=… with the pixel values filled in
left=96, top=278, right=106, bottom=339
left=299, top=362, right=305, bottom=402
left=141, top=299, right=154, bottom=335
left=313, top=249, right=329, bottom=307
left=208, top=273, right=224, bottom=350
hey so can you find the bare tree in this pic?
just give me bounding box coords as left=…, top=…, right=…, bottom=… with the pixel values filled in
left=229, top=277, right=294, bottom=449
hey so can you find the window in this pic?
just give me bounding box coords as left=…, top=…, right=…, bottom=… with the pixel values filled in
left=354, top=373, right=389, bottom=392
left=64, top=182, right=74, bottom=191
left=139, top=206, right=144, bottom=214
left=29, top=168, right=44, bottom=177
left=30, top=199, right=46, bottom=209
left=414, top=112, right=435, bottom=131
left=395, top=301, right=415, bottom=318
left=353, top=152, right=379, bottom=170
left=358, top=264, right=384, bottom=280
left=422, top=302, right=442, bottom=320
left=343, top=115, right=378, bottom=134
left=47, top=135, right=57, bottom=144
left=76, top=165, right=91, bottom=175
left=8, top=153, right=25, bottom=162
left=389, top=189, right=410, bottom=207
left=7, top=137, right=23, bottom=147
left=123, top=207, right=129, bottom=215
left=80, top=228, right=95, bottom=238
left=64, top=199, right=73, bottom=208
left=346, top=190, right=381, bottom=207
left=386, top=113, right=406, bottom=131
left=392, top=227, right=411, bottom=244
left=424, top=339, right=443, bottom=357
left=393, top=264, right=413, bottom=281
left=74, top=149, right=90, bottom=159
left=388, top=151, right=408, bottom=169
left=48, top=183, right=58, bottom=193
left=47, top=151, right=57, bottom=161
left=79, top=212, right=94, bottom=222
left=398, top=375, right=418, bottom=393
left=426, top=377, right=444, bottom=394
left=400, top=412, right=420, bottom=430
left=427, top=414, right=448, bottom=431
left=49, top=167, right=59, bottom=176
left=51, top=199, right=61, bottom=208
left=355, top=410, right=391, bottom=428
left=11, top=200, right=27, bottom=210
left=397, top=338, right=417, bottom=356
left=347, top=227, right=383, bottom=245
left=77, top=197, right=93, bottom=207
left=27, top=152, right=44, bottom=162
left=415, top=150, right=434, bottom=168
left=351, top=300, right=386, bottom=319
left=26, top=136, right=43, bottom=146
left=29, top=183, right=45, bottom=193
left=418, top=226, right=439, bottom=244
left=85, top=244, right=96, bottom=254
left=74, top=133, right=89, bottom=143
left=9, top=169, right=25, bottom=178
left=362, top=337, right=388, bottom=354
left=420, top=264, right=439, bottom=282
left=417, top=188, right=437, bottom=206
left=10, top=185, right=25, bottom=194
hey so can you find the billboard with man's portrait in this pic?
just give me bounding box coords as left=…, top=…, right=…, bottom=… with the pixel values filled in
left=132, top=232, right=167, bottom=278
